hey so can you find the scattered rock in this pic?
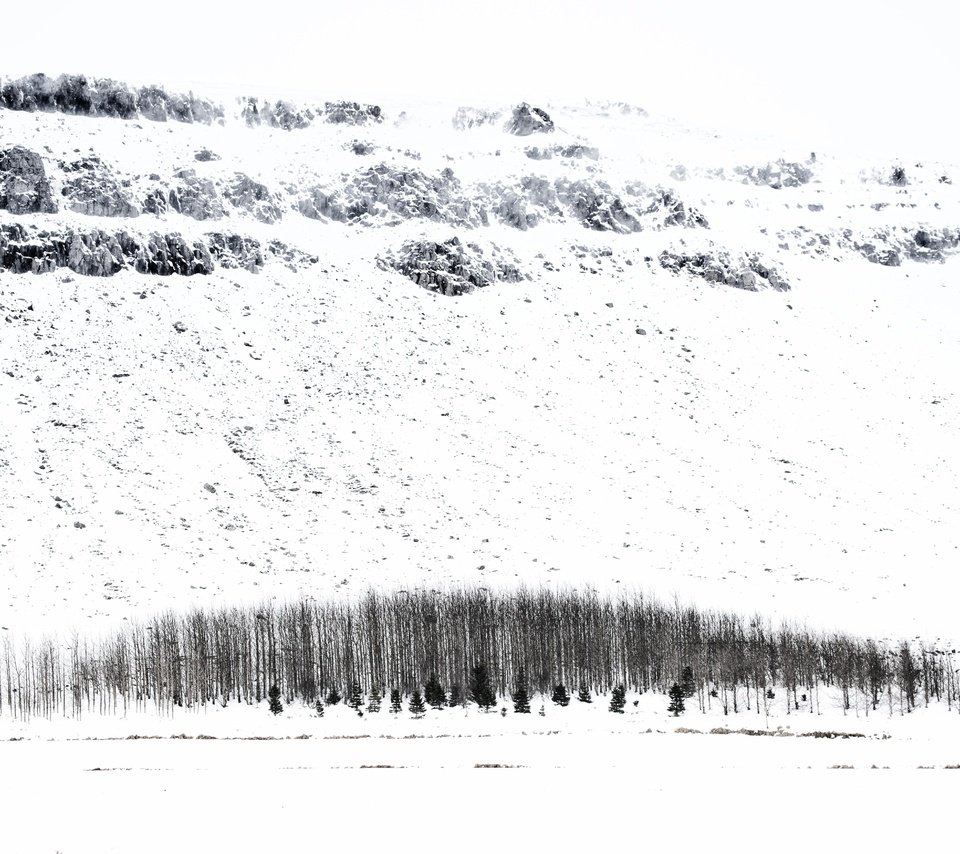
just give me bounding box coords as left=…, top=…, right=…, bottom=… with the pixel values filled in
left=0, top=146, right=58, bottom=214
left=382, top=236, right=523, bottom=296
left=659, top=250, right=790, bottom=291
left=224, top=173, right=283, bottom=224
left=167, top=168, right=225, bottom=221
left=505, top=103, right=554, bottom=136
left=194, top=149, right=221, bottom=162
left=452, top=106, right=502, bottom=130
left=173, top=321, right=187, bottom=333
left=60, top=155, right=139, bottom=218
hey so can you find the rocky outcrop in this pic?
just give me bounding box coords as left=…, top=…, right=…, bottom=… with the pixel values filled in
left=907, top=228, right=960, bottom=262
left=627, top=187, right=709, bottom=229
left=194, top=149, right=221, bottom=162
left=505, top=103, right=554, bottom=136
left=479, top=176, right=561, bottom=230
left=525, top=144, right=600, bottom=161
left=241, top=97, right=316, bottom=130
left=382, top=236, right=523, bottom=296
left=298, top=165, right=481, bottom=226
left=59, top=156, right=139, bottom=218
left=734, top=159, right=814, bottom=189
left=224, top=174, right=283, bottom=224
left=659, top=250, right=789, bottom=291
left=452, top=106, right=503, bottom=130
left=555, top=179, right=640, bottom=233
left=167, top=169, right=226, bottom=221
left=0, top=224, right=319, bottom=276
left=323, top=101, right=383, bottom=125
left=0, top=146, right=58, bottom=214
left=0, top=74, right=223, bottom=124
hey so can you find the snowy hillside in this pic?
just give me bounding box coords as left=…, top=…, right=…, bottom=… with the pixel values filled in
left=1, top=72, right=959, bottom=645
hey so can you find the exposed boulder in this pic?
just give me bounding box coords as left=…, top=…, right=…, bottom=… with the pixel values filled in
left=735, top=159, right=814, bottom=189
left=59, top=156, right=139, bottom=218
left=0, top=74, right=222, bottom=123
left=194, top=149, right=221, bottom=162
left=0, top=146, right=58, bottom=214
left=907, top=228, right=960, bottom=263
left=324, top=101, right=382, bottom=125
left=452, top=106, right=502, bottom=130
left=298, top=164, right=481, bottom=226
left=167, top=168, right=225, bottom=221
left=505, top=103, right=554, bottom=136
left=555, top=179, right=640, bottom=233
left=659, top=250, right=790, bottom=291
left=347, top=140, right=376, bottom=156
left=224, top=174, right=284, bottom=224
left=382, top=236, right=523, bottom=296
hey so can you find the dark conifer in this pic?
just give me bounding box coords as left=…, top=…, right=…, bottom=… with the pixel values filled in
left=424, top=673, right=446, bottom=709
left=268, top=684, right=283, bottom=715
left=577, top=685, right=592, bottom=703
left=346, top=680, right=364, bottom=712
left=668, top=683, right=686, bottom=716
left=389, top=688, right=402, bottom=714
left=409, top=688, right=426, bottom=717
left=367, top=686, right=382, bottom=713
left=680, top=666, right=696, bottom=698
left=513, top=669, right=531, bottom=714
left=326, top=686, right=342, bottom=706
left=551, top=684, right=571, bottom=707
left=609, top=684, right=626, bottom=713
left=469, top=663, right=497, bottom=710
left=448, top=683, right=463, bottom=707
left=315, top=699, right=324, bottom=717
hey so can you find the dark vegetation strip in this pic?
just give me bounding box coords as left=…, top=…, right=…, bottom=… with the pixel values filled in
left=0, top=587, right=954, bottom=720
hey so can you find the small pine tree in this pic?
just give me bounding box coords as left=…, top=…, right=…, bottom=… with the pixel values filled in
left=326, top=686, right=342, bottom=706
left=609, top=684, right=626, bottom=713
left=346, top=680, right=364, bottom=712
left=448, top=684, right=463, bottom=707
left=668, top=683, right=686, bottom=716
left=424, top=673, right=446, bottom=709
left=551, top=684, right=571, bottom=707
left=315, top=699, right=324, bottom=717
left=409, top=688, right=427, bottom=717
left=469, top=663, right=497, bottom=711
left=765, top=687, right=775, bottom=701
left=367, top=686, right=383, bottom=714
left=680, top=666, right=696, bottom=698
left=513, top=669, right=531, bottom=714
left=268, top=685, right=283, bottom=715
left=389, top=688, right=402, bottom=714
left=577, top=686, right=592, bottom=703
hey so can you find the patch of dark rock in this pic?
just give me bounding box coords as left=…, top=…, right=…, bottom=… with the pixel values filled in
left=323, top=101, right=382, bottom=125
left=452, top=106, right=502, bottom=130
left=505, top=103, right=554, bottom=136
left=59, top=155, right=139, bottom=218
left=0, top=73, right=223, bottom=124
left=167, top=168, right=225, bottom=221
left=555, top=179, right=640, bottom=233
left=734, top=159, right=814, bottom=189
left=348, top=140, right=376, bottom=155
left=659, top=250, right=790, bottom=291
left=240, top=97, right=316, bottom=130
left=206, top=233, right=265, bottom=272
left=267, top=240, right=319, bottom=270
left=194, top=149, right=221, bottom=162
left=224, top=173, right=283, bottom=224
left=0, top=146, right=58, bottom=214
left=525, top=143, right=599, bottom=161
left=382, top=236, right=523, bottom=296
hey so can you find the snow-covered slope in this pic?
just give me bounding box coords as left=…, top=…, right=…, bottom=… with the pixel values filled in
left=1, top=75, right=958, bottom=640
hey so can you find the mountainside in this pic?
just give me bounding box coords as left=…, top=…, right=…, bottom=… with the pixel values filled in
left=1, top=73, right=958, bottom=640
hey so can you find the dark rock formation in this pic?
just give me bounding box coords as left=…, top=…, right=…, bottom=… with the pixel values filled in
left=348, top=141, right=376, bottom=156
left=167, top=169, right=225, bottom=221
left=555, top=179, right=640, bottom=233
left=241, top=98, right=316, bottom=130
left=907, top=228, right=960, bottom=262
left=224, top=174, right=283, bottom=224
left=143, top=189, right=167, bottom=216
left=452, top=106, right=503, bottom=130
left=505, top=103, right=554, bottom=136
left=59, top=156, right=139, bottom=218
left=483, top=176, right=560, bottom=230
left=298, top=165, right=480, bottom=226
left=631, top=188, right=708, bottom=228
left=0, top=74, right=223, bottom=124
left=658, top=250, right=790, bottom=291
left=383, top=236, right=523, bottom=296
left=206, top=233, right=265, bottom=272
left=0, top=146, right=58, bottom=214
left=525, top=144, right=600, bottom=161
left=266, top=240, right=319, bottom=270
left=194, top=149, right=221, bottom=162
left=323, top=101, right=382, bottom=125
left=734, top=159, right=814, bottom=189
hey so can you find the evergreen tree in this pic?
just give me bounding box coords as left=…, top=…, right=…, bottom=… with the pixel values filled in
left=551, top=684, right=571, bottom=707
left=367, top=686, right=383, bottom=714
left=268, top=684, right=283, bottom=715
left=389, top=688, right=402, bottom=714
left=469, top=663, right=497, bottom=710
left=424, top=673, right=446, bottom=709
left=315, top=699, right=324, bottom=717
left=346, top=680, right=364, bottom=712
left=326, top=686, right=342, bottom=706
left=609, top=684, right=626, bottom=713
left=668, top=683, right=686, bottom=716
left=512, top=669, right=531, bottom=714
left=680, top=666, right=696, bottom=698
left=448, top=683, right=463, bottom=708
left=577, top=685, right=592, bottom=703
left=409, top=688, right=427, bottom=717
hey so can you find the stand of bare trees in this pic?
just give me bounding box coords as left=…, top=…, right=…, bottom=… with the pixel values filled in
left=0, top=587, right=955, bottom=720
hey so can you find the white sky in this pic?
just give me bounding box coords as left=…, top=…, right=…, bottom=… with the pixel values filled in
left=3, top=0, right=959, bottom=154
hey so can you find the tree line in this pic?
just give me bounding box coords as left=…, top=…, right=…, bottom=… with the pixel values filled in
left=1, top=587, right=956, bottom=720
